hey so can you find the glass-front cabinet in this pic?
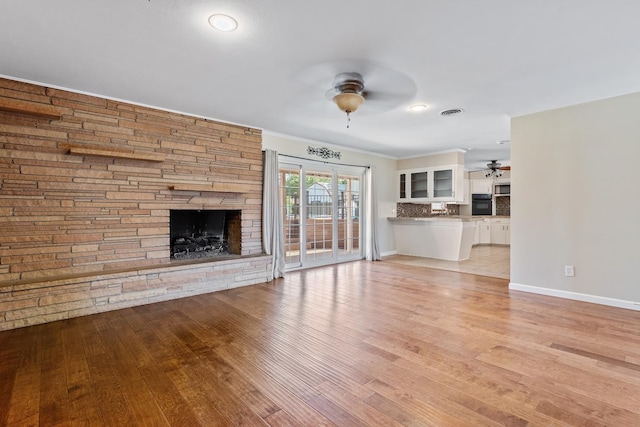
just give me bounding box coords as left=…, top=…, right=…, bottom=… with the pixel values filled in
left=432, top=168, right=453, bottom=199
left=410, top=171, right=428, bottom=198
left=397, top=165, right=463, bottom=203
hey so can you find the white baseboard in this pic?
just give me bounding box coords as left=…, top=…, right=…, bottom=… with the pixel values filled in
left=509, top=282, right=640, bottom=312
left=380, top=250, right=398, bottom=258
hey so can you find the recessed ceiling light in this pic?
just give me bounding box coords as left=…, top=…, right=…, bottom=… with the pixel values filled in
left=409, top=104, right=428, bottom=112
left=208, top=14, right=238, bottom=32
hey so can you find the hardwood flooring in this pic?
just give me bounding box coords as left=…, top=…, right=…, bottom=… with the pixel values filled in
left=2, top=260, right=640, bottom=426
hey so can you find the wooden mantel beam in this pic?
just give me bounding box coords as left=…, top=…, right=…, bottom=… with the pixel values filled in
left=0, top=97, right=62, bottom=120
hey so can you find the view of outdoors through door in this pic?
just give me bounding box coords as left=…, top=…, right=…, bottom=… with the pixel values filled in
left=280, top=166, right=301, bottom=267
left=279, top=160, right=364, bottom=270
left=337, top=173, right=360, bottom=258
left=305, top=170, right=334, bottom=263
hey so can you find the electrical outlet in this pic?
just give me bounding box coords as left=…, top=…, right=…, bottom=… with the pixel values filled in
left=564, top=265, right=575, bottom=277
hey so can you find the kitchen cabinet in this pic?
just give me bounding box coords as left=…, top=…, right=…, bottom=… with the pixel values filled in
left=490, top=218, right=510, bottom=245
left=398, top=165, right=463, bottom=203
left=459, top=178, right=470, bottom=205
left=471, top=179, right=493, bottom=195
left=410, top=171, right=429, bottom=198
left=432, top=168, right=453, bottom=199
left=473, top=218, right=491, bottom=245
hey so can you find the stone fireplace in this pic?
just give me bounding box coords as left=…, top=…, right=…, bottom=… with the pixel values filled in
left=0, top=77, right=271, bottom=331
left=170, top=210, right=241, bottom=260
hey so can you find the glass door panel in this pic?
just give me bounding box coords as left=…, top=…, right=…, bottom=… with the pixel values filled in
left=337, top=174, right=360, bottom=258
left=305, top=170, right=334, bottom=263
left=279, top=165, right=302, bottom=267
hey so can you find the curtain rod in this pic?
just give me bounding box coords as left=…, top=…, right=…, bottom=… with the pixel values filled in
left=272, top=152, right=370, bottom=169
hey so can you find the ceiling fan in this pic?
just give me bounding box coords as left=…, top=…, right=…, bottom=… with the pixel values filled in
left=292, top=60, right=417, bottom=127
left=324, top=69, right=414, bottom=128
left=484, top=160, right=510, bottom=178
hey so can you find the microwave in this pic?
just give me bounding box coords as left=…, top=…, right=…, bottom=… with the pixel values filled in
left=495, top=184, right=510, bottom=195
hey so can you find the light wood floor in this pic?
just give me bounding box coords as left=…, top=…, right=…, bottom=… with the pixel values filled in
left=2, top=261, right=640, bottom=426
left=385, top=245, right=510, bottom=279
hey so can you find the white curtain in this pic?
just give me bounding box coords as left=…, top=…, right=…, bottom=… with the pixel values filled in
left=262, top=149, right=286, bottom=279
left=365, top=167, right=380, bottom=261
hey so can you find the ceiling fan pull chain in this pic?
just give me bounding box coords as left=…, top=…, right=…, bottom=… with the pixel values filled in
left=347, top=111, right=352, bottom=128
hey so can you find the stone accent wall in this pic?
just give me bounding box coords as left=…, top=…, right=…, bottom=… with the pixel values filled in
left=0, top=77, right=269, bottom=330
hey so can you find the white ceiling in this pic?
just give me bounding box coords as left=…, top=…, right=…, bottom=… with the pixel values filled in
left=2, top=1, right=640, bottom=169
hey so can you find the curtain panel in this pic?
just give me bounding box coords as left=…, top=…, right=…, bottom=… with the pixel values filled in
left=262, top=149, right=286, bottom=279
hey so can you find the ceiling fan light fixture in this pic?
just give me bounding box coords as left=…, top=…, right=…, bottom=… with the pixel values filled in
left=484, top=160, right=506, bottom=178
left=208, top=14, right=238, bottom=32
left=333, top=92, right=365, bottom=114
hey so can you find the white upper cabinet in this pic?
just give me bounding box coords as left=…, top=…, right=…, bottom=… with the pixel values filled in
left=398, top=165, right=463, bottom=203
left=410, top=170, right=429, bottom=199
left=471, top=179, right=493, bottom=194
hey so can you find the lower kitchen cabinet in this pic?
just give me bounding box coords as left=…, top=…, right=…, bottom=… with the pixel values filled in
left=473, top=219, right=491, bottom=245
left=490, top=218, right=510, bottom=245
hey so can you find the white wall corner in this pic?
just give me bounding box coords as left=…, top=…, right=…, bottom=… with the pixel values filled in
left=508, top=283, right=640, bottom=312
left=381, top=250, right=398, bottom=258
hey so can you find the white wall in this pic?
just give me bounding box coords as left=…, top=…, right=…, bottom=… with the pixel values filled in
left=397, top=151, right=464, bottom=170
left=262, top=133, right=398, bottom=256
left=511, top=92, right=640, bottom=306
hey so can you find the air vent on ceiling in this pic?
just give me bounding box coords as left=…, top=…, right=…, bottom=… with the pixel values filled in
left=440, top=108, right=464, bottom=116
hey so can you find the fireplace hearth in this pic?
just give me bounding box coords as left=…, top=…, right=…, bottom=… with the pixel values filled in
left=170, top=209, right=241, bottom=260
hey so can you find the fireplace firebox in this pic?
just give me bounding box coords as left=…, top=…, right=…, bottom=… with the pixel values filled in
left=170, top=209, right=241, bottom=260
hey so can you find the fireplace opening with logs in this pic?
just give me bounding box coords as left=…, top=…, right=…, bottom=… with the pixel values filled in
left=170, top=209, right=241, bottom=260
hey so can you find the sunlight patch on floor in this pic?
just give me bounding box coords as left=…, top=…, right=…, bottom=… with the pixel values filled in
left=383, top=245, right=510, bottom=279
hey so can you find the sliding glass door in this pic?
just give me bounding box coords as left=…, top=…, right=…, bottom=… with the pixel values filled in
left=279, top=159, right=364, bottom=270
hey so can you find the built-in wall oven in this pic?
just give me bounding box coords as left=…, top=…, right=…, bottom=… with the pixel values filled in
left=472, top=194, right=492, bottom=215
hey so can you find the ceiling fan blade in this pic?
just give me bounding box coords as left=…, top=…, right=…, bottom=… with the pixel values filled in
left=294, top=59, right=373, bottom=89
left=364, top=90, right=407, bottom=103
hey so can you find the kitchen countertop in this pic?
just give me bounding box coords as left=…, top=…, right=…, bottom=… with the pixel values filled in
left=388, top=216, right=473, bottom=222
left=464, top=215, right=511, bottom=219
left=388, top=215, right=510, bottom=221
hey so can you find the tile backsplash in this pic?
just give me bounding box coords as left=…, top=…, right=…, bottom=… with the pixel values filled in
left=495, top=196, right=511, bottom=216
left=397, top=203, right=460, bottom=217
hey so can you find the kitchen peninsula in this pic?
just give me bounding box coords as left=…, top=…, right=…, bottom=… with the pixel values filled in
left=388, top=216, right=476, bottom=261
